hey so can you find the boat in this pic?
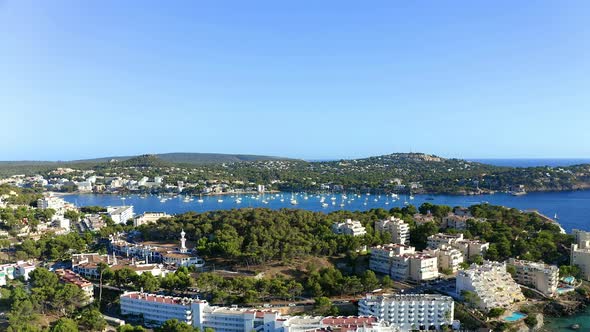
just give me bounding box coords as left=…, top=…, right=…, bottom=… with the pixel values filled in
left=554, top=213, right=559, bottom=220
left=409, top=195, right=415, bottom=200
left=217, top=198, right=224, bottom=203
left=321, top=203, right=329, bottom=208
left=570, top=324, right=580, bottom=330
left=197, top=195, right=204, bottom=203
left=290, top=199, right=298, bottom=205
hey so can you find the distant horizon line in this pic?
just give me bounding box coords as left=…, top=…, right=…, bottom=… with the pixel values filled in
left=1, top=152, right=590, bottom=163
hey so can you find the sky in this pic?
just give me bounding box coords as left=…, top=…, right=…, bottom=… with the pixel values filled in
left=1, top=1, right=590, bottom=161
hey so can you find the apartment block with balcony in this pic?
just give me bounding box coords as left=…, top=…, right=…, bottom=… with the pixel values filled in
left=375, top=217, right=410, bottom=245
left=456, top=261, right=525, bottom=311
left=507, top=258, right=558, bottom=296
left=332, top=219, right=367, bottom=237
left=358, top=294, right=457, bottom=332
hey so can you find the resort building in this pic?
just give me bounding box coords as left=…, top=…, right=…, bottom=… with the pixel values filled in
left=427, top=233, right=489, bottom=260
left=375, top=217, right=410, bottom=245
left=55, top=269, right=94, bottom=303
left=134, top=212, right=171, bottom=227
left=507, top=258, right=559, bottom=297
left=71, top=253, right=169, bottom=278
left=37, top=194, right=66, bottom=210
left=109, top=230, right=205, bottom=268
left=358, top=294, right=457, bottom=332
left=369, top=244, right=415, bottom=275
left=332, top=219, right=367, bottom=237
left=107, top=206, right=134, bottom=224
left=570, top=229, right=590, bottom=280
left=456, top=261, right=525, bottom=311
left=370, top=244, right=438, bottom=282
left=120, top=291, right=401, bottom=331
left=0, top=261, right=36, bottom=286
left=424, top=245, right=464, bottom=273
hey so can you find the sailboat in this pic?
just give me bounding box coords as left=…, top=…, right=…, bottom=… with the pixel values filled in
left=554, top=213, right=559, bottom=220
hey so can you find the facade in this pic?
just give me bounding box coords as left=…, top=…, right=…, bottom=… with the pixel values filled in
left=442, top=214, right=470, bottom=230
left=571, top=229, right=590, bottom=280
left=55, top=269, right=94, bottom=303
left=370, top=244, right=415, bottom=275
left=0, top=261, right=36, bottom=286
left=370, top=244, right=438, bottom=282
left=456, top=261, right=525, bottom=311
left=424, top=246, right=464, bottom=273
left=332, top=219, right=367, bottom=237
left=134, top=212, right=171, bottom=227
left=412, top=213, right=435, bottom=226
left=375, top=217, right=409, bottom=245
left=121, top=291, right=405, bottom=331
left=358, top=294, right=456, bottom=332
left=507, top=258, right=559, bottom=296
left=37, top=194, right=66, bottom=210
left=107, top=206, right=134, bottom=224
left=427, top=233, right=489, bottom=260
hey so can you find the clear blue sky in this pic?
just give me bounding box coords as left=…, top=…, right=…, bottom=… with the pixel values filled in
left=2, top=1, right=590, bottom=161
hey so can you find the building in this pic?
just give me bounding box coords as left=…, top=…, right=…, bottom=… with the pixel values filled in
left=507, top=258, right=559, bottom=297
left=55, top=269, right=94, bottom=303
left=71, top=253, right=169, bottom=278
left=358, top=294, right=456, bottom=332
left=456, top=261, right=525, bottom=311
left=452, top=239, right=489, bottom=260
left=107, top=206, right=134, bottom=224
left=424, top=245, right=464, bottom=273
left=571, top=230, right=590, bottom=280
left=0, top=261, right=36, bottom=286
left=37, top=194, right=66, bottom=210
left=121, top=291, right=403, bottom=331
left=332, top=219, right=367, bottom=237
left=412, top=213, right=435, bottom=226
left=369, top=244, right=415, bottom=275
left=427, top=233, right=489, bottom=260
left=375, top=217, right=409, bottom=245
left=370, top=244, right=438, bottom=282
left=134, top=212, right=171, bottom=227
left=110, top=230, right=205, bottom=268
left=81, top=214, right=106, bottom=231
left=442, top=214, right=471, bottom=230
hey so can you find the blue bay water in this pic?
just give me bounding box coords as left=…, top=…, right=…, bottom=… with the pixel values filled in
left=63, top=190, right=590, bottom=232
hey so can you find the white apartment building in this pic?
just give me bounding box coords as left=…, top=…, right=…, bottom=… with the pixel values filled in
left=370, top=244, right=415, bottom=275
left=358, top=294, right=457, bottom=332
left=71, top=253, right=169, bottom=279
left=507, top=258, right=559, bottom=296
left=134, top=212, right=171, bottom=227
left=37, top=194, right=66, bottom=210
left=107, top=206, right=134, bottom=224
left=375, top=217, right=410, bottom=245
left=121, top=291, right=398, bottom=331
left=390, top=252, right=439, bottom=282
left=424, top=245, right=464, bottom=273
left=442, top=214, right=471, bottom=230
left=0, top=261, right=36, bottom=286
left=456, top=261, right=525, bottom=311
left=332, top=219, right=367, bottom=237
left=571, top=229, right=590, bottom=280
left=427, top=233, right=489, bottom=260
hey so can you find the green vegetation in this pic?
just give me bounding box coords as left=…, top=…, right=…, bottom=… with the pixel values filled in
left=487, top=307, right=505, bottom=318
left=6, top=268, right=92, bottom=331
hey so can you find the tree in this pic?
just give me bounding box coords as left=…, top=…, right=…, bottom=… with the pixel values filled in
left=381, top=275, right=393, bottom=288
left=115, top=267, right=138, bottom=288
left=51, top=318, right=79, bottom=332
left=361, top=270, right=379, bottom=292
left=54, top=283, right=86, bottom=315
left=138, top=272, right=161, bottom=292
left=77, top=308, right=107, bottom=331
left=117, top=324, right=146, bottom=332
left=156, top=319, right=197, bottom=332
left=313, top=297, right=338, bottom=316
left=29, top=267, right=59, bottom=289
left=488, top=307, right=505, bottom=318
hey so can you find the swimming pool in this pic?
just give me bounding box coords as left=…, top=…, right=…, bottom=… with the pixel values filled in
left=504, top=312, right=527, bottom=322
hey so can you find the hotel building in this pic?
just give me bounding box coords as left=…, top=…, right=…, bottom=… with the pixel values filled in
left=507, top=258, right=559, bottom=297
